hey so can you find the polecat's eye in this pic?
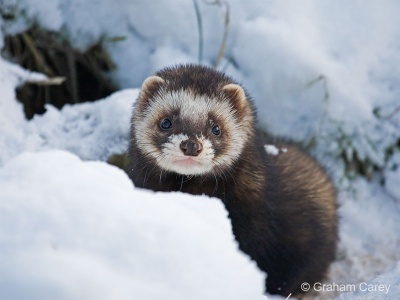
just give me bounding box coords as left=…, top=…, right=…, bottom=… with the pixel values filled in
left=211, top=124, right=221, bottom=136
left=160, top=118, right=172, bottom=130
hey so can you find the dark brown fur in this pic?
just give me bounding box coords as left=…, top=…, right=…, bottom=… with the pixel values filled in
left=128, top=64, right=338, bottom=297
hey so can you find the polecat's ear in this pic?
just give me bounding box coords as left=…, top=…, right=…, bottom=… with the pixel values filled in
left=222, top=83, right=248, bottom=112
left=142, top=76, right=165, bottom=92
left=137, top=76, right=165, bottom=107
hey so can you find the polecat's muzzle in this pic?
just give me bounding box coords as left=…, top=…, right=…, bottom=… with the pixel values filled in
left=180, top=139, right=203, bottom=156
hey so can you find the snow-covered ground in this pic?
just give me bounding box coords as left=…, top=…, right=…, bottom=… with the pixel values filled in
left=1, top=1, right=400, bottom=299
left=0, top=150, right=265, bottom=300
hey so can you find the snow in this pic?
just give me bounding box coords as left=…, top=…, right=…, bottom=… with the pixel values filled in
left=0, top=150, right=264, bottom=300
left=29, top=89, right=137, bottom=161
left=0, top=61, right=136, bottom=165
left=1, top=1, right=400, bottom=299
left=0, top=58, right=44, bottom=166
left=265, top=145, right=280, bottom=156
left=337, top=262, right=400, bottom=300
left=385, top=153, right=400, bottom=200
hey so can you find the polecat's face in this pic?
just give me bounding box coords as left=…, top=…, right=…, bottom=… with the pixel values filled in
left=132, top=73, right=254, bottom=176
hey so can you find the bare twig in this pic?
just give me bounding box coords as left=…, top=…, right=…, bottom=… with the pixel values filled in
left=21, top=32, right=55, bottom=76
left=193, top=0, right=231, bottom=67
left=26, top=76, right=66, bottom=86
left=193, top=0, right=204, bottom=63
left=304, top=74, right=330, bottom=149
left=211, top=0, right=230, bottom=68
left=383, top=105, right=400, bottom=120
left=215, top=1, right=230, bottom=67
left=65, top=45, right=79, bottom=103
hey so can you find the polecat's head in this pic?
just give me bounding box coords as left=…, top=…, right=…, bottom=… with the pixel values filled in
left=131, top=64, right=255, bottom=176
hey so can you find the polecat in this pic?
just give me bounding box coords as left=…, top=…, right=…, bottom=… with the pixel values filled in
left=128, top=64, right=338, bottom=297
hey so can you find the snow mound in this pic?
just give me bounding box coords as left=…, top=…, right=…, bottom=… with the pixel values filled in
left=30, top=89, right=137, bottom=161
left=0, top=57, right=46, bottom=166
left=0, top=58, right=137, bottom=166
left=337, top=262, right=400, bottom=300
left=0, top=150, right=265, bottom=300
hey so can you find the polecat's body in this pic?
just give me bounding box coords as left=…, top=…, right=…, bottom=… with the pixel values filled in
left=128, top=64, right=338, bottom=297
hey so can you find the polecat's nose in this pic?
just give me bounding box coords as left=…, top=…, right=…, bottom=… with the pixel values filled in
left=180, top=140, right=203, bottom=156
